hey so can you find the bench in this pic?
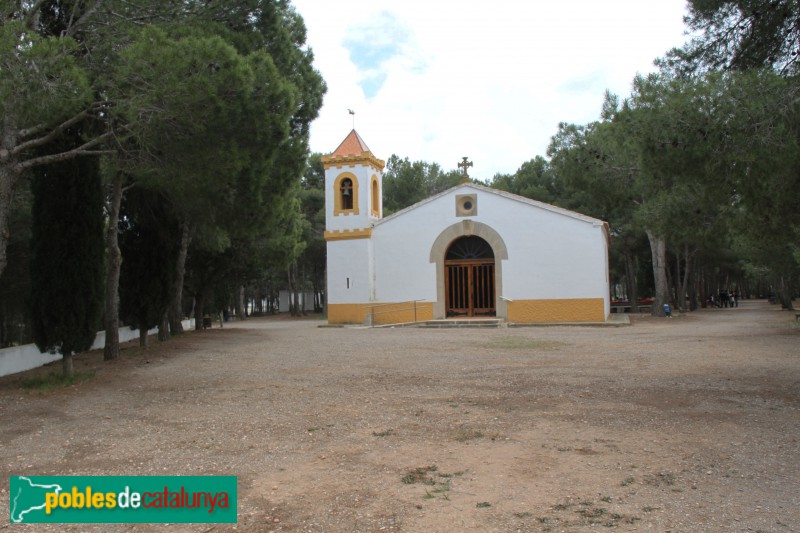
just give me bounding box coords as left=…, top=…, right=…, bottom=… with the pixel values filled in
left=610, top=305, right=652, bottom=314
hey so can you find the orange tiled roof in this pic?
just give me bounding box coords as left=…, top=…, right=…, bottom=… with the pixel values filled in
left=330, top=130, right=371, bottom=157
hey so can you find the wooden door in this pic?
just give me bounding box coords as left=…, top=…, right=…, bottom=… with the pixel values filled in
left=445, top=259, right=495, bottom=317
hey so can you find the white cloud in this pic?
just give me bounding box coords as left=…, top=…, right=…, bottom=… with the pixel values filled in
left=293, top=0, right=689, bottom=178
left=341, top=10, right=418, bottom=98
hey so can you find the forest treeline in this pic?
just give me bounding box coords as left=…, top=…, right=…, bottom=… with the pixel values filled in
left=0, top=0, right=326, bottom=375
left=1, top=1, right=798, bottom=376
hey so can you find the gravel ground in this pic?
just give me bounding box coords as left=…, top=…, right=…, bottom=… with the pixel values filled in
left=1, top=300, right=799, bottom=532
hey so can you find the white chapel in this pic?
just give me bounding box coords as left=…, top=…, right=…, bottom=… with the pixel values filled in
left=322, top=130, right=610, bottom=325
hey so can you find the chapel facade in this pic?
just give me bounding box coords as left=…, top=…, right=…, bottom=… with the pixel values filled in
left=322, top=130, right=610, bottom=325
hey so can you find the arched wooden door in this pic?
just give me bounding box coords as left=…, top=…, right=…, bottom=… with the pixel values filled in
left=445, top=236, right=496, bottom=317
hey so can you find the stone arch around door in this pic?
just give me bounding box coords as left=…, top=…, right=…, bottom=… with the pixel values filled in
left=429, top=220, right=508, bottom=320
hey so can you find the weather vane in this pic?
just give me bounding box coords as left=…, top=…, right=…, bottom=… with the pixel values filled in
left=458, top=157, right=473, bottom=179
left=348, top=108, right=355, bottom=129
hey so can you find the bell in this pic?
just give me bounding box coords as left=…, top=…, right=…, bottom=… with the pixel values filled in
left=342, top=188, right=351, bottom=196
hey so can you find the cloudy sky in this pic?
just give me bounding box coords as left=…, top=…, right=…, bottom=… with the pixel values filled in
left=291, top=0, right=690, bottom=179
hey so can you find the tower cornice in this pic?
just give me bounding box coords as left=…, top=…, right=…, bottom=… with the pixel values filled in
left=321, top=152, right=385, bottom=172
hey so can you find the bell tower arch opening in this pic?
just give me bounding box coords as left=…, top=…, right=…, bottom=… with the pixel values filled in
left=322, top=130, right=384, bottom=232
left=340, top=177, right=354, bottom=211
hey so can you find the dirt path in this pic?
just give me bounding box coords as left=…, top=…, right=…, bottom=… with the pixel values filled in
left=1, top=301, right=798, bottom=532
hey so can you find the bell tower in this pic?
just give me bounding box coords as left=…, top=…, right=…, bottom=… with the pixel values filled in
left=322, top=130, right=384, bottom=316
left=322, top=129, right=384, bottom=236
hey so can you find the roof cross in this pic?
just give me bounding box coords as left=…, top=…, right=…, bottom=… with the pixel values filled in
left=458, top=157, right=473, bottom=179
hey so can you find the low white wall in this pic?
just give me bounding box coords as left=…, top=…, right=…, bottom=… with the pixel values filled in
left=0, top=319, right=195, bottom=378
left=278, top=290, right=320, bottom=312
left=0, top=344, right=61, bottom=379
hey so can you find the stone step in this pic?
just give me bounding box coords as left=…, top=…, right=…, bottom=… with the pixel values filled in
left=417, top=319, right=503, bottom=329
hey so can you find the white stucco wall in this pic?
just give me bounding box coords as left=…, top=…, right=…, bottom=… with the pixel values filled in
left=369, top=184, right=608, bottom=306
left=371, top=214, right=438, bottom=303
left=326, top=238, right=373, bottom=303
left=475, top=193, right=608, bottom=300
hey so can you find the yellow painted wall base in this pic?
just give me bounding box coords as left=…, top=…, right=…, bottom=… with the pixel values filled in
left=328, top=302, right=434, bottom=325
left=506, top=298, right=606, bottom=323
left=329, top=299, right=605, bottom=324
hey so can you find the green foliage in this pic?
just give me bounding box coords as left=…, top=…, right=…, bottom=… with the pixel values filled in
left=490, top=157, right=560, bottom=203
left=302, top=153, right=325, bottom=190
left=295, top=153, right=326, bottom=304
left=662, top=0, right=800, bottom=75
left=111, top=25, right=290, bottom=197
left=638, top=71, right=799, bottom=294
left=1, top=1, right=328, bottom=342
left=548, top=68, right=800, bottom=304
left=383, top=155, right=463, bottom=213
left=106, top=2, right=325, bottom=317
left=21, top=370, right=94, bottom=391
left=0, top=18, right=91, bottom=129
left=30, top=144, right=104, bottom=357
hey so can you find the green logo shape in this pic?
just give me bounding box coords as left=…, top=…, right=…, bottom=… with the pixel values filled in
left=10, top=476, right=237, bottom=523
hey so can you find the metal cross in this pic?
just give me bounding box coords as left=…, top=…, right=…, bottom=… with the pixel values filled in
left=458, top=157, right=473, bottom=178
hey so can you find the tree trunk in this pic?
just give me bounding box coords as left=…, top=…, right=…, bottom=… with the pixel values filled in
left=62, top=353, right=74, bottom=378
left=678, top=245, right=692, bottom=312
left=698, top=267, right=707, bottom=308
left=646, top=230, right=670, bottom=317
left=301, top=264, right=308, bottom=316
left=0, top=157, right=20, bottom=281
left=689, top=267, right=699, bottom=311
left=158, top=311, right=170, bottom=341
left=623, top=251, right=639, bottom=313
left=673, top=251, right=680, bottom=310
left=665, top=250, right=675, bottom=306
left=778, top=276, right=795, bottom=310
left=169, top=220, right=191, bottom=334
left=0, top=114, right=20, bottom=280
left=138, top=320, right=148, bottom=347
left=287, top=264, right=297, bottom=316
left=194, top=292, right=205, bottom=331
left=103, top=172, right=123, bottom=360
left=236, top=285, right=246, bottom=321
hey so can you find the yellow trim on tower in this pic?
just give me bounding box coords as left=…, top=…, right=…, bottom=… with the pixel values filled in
left=333, top=172, right=359, bottom=216
left=506, top=298, right=606, bottom=323
left=324, top=228, right=373, bottom=241
left=322, top=152, right=385, bottom=172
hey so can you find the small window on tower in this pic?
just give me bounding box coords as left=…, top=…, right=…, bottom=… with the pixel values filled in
left=371, top=177, right=380, bottom=217
left=341, top=178, right=354, bottom=210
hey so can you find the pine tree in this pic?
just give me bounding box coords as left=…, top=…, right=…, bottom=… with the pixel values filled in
left=30, top=135, right=104, bottom=377
left=118, top=188, right=180, bottom=347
